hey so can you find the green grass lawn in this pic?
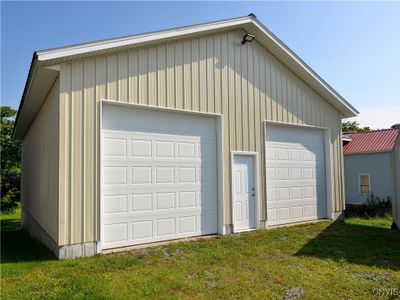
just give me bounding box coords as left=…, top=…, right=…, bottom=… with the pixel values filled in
left=1, top=209, right=399, bottom=299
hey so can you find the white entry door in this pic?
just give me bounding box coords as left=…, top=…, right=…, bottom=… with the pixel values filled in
left=233, top=155, right=256, bottom=231
left=265, top=124, right=327, bottom=226
left=101, top=104, right=218, bottom=250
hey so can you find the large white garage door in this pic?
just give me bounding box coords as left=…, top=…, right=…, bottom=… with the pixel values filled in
left=265, top=125, right=326, bottom=226
left=101, top=105, right=218, bottom=249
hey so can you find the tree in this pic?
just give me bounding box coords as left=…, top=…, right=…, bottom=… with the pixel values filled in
left=1, top=106, right=21, bottom=213
left=342, top=121, right=370, bottom=133
left=391, top=123, right=400, bottom=129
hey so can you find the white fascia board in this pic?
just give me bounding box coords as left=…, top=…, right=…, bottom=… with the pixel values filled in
left=13, top=55, right=38, bottom=139
left=344, top=150, right=393, bottom=156
left=36, top=16, right=252, bottom=61
left=342, top=136, right=352, bottom=142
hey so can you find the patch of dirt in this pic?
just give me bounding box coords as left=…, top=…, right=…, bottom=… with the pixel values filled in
left=284, top=287, right=303, bottom=300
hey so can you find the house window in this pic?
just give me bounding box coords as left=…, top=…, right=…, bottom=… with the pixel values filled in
left=359, top=174, right=371, bottom=194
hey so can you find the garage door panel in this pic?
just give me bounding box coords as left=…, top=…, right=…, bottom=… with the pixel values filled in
left=267, top=180, right=322, bottom=188
left=103, top=185, right=210, bottom=195
left=131, top=139, right=152, bottom=158
left=103, top=207, right=213, bottom=220
left=132, top=166, right=152, bottom=184
left=103, top=166, right=128, bottom=185
left=102, top=212, right=217, bottom=248
left=103, top=159, right=203, bottom=166
left=266, top=125, right=326, bottom=226
left=267, top=208, right=319, bottom=226
left=104, top=138, right=128, bottom=157
left=269, top=197, right=321, bottom=207
left=103, top=194, right=129, bottom=215
left=278, top=207, right=291, bottom=220
left=291, top=206, right=304, bottom=218
left=267, top=208, right=277, bottom=222
left=103, top=194, right=217, bottom=217
left=178, top=191, right=196, bottom=208
left=156, top=218, right=176, bottom=236
left=131, top=193, right=153, bottom=212
left=132, top=220, right=153, bottom=241
left=102, top=106, right=218, bottom=249
left=103, top=222, right=129, bottom=244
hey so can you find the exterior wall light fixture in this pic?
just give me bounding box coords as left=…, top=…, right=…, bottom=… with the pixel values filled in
left=241, top=33, right=255, bottom=45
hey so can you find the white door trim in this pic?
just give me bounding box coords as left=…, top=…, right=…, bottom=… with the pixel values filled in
left=263, top=121, right=334, bottom=225
left=98, top=100, right=225, bottom=252
left=230, top=151, right=261, bottom=233
left=101, top=99, right=223, bottom=117
left=98, top=100, right=103, bottom=253
left=264, top=120, right=329, bottom=130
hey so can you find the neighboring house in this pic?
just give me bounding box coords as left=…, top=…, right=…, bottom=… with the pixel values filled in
left=343, top=129, right=400, bottom=228
left=13, top=15, right=358, bottom=259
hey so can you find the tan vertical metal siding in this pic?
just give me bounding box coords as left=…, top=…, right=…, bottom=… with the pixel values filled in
left=58, top=30, right=345, bottom=245
left=21, top=78, right=59, bottom=241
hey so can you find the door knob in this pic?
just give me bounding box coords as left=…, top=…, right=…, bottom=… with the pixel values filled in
left=252, top=193, right=256, bottom=197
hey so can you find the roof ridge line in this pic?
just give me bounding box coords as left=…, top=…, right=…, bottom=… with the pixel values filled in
left=344, top=128, right=399, bottom=134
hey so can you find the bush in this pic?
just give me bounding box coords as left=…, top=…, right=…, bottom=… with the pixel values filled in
left=1, top=106, right=21, bottom=213
left=345, top=193, right=392, bottom=218
left=1, top=189, right=19, bottom=213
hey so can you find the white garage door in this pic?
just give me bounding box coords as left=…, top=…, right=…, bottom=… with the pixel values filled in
left=101, top=105, right=218, bottom=249
left=265, top=125, right=326, bottom=226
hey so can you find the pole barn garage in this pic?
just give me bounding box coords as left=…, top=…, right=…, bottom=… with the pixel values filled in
left=14, top=15, right=358, bottom=258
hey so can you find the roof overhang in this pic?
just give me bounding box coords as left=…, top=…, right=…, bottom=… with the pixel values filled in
left=342, top=134, right=352, bottom=142
left=13, top=14, right=358, bottom=139
left=344, top=150, right=392, bottom=156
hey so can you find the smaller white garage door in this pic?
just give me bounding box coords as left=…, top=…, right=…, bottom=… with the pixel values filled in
left=265, top=125, right=327, bottom=226
left=101, top=105, right=218, bottom=249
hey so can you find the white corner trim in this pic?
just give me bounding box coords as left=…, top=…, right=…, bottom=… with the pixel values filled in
left=324, top=128, right=334, bottom=219
left=98, top=99, right=103, bottom=253
left=216, top=116, right=226, bottom=235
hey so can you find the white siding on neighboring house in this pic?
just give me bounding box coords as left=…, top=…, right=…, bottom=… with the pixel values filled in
left=344, top=152, right=395, bottom=204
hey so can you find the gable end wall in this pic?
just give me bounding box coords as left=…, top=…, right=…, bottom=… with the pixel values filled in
left=58, top=29, right=345, bottom=245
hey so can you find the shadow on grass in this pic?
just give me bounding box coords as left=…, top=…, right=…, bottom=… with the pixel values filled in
left=296, top=219, right=400, bottom=270
left=1, top=216, right=56, bottom=263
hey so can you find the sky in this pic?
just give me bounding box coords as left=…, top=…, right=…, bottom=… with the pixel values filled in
left=1, top=1, right=399, bottom=129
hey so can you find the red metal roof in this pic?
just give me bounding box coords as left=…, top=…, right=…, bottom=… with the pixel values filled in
left=343, top=128, right=400, bottom=155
